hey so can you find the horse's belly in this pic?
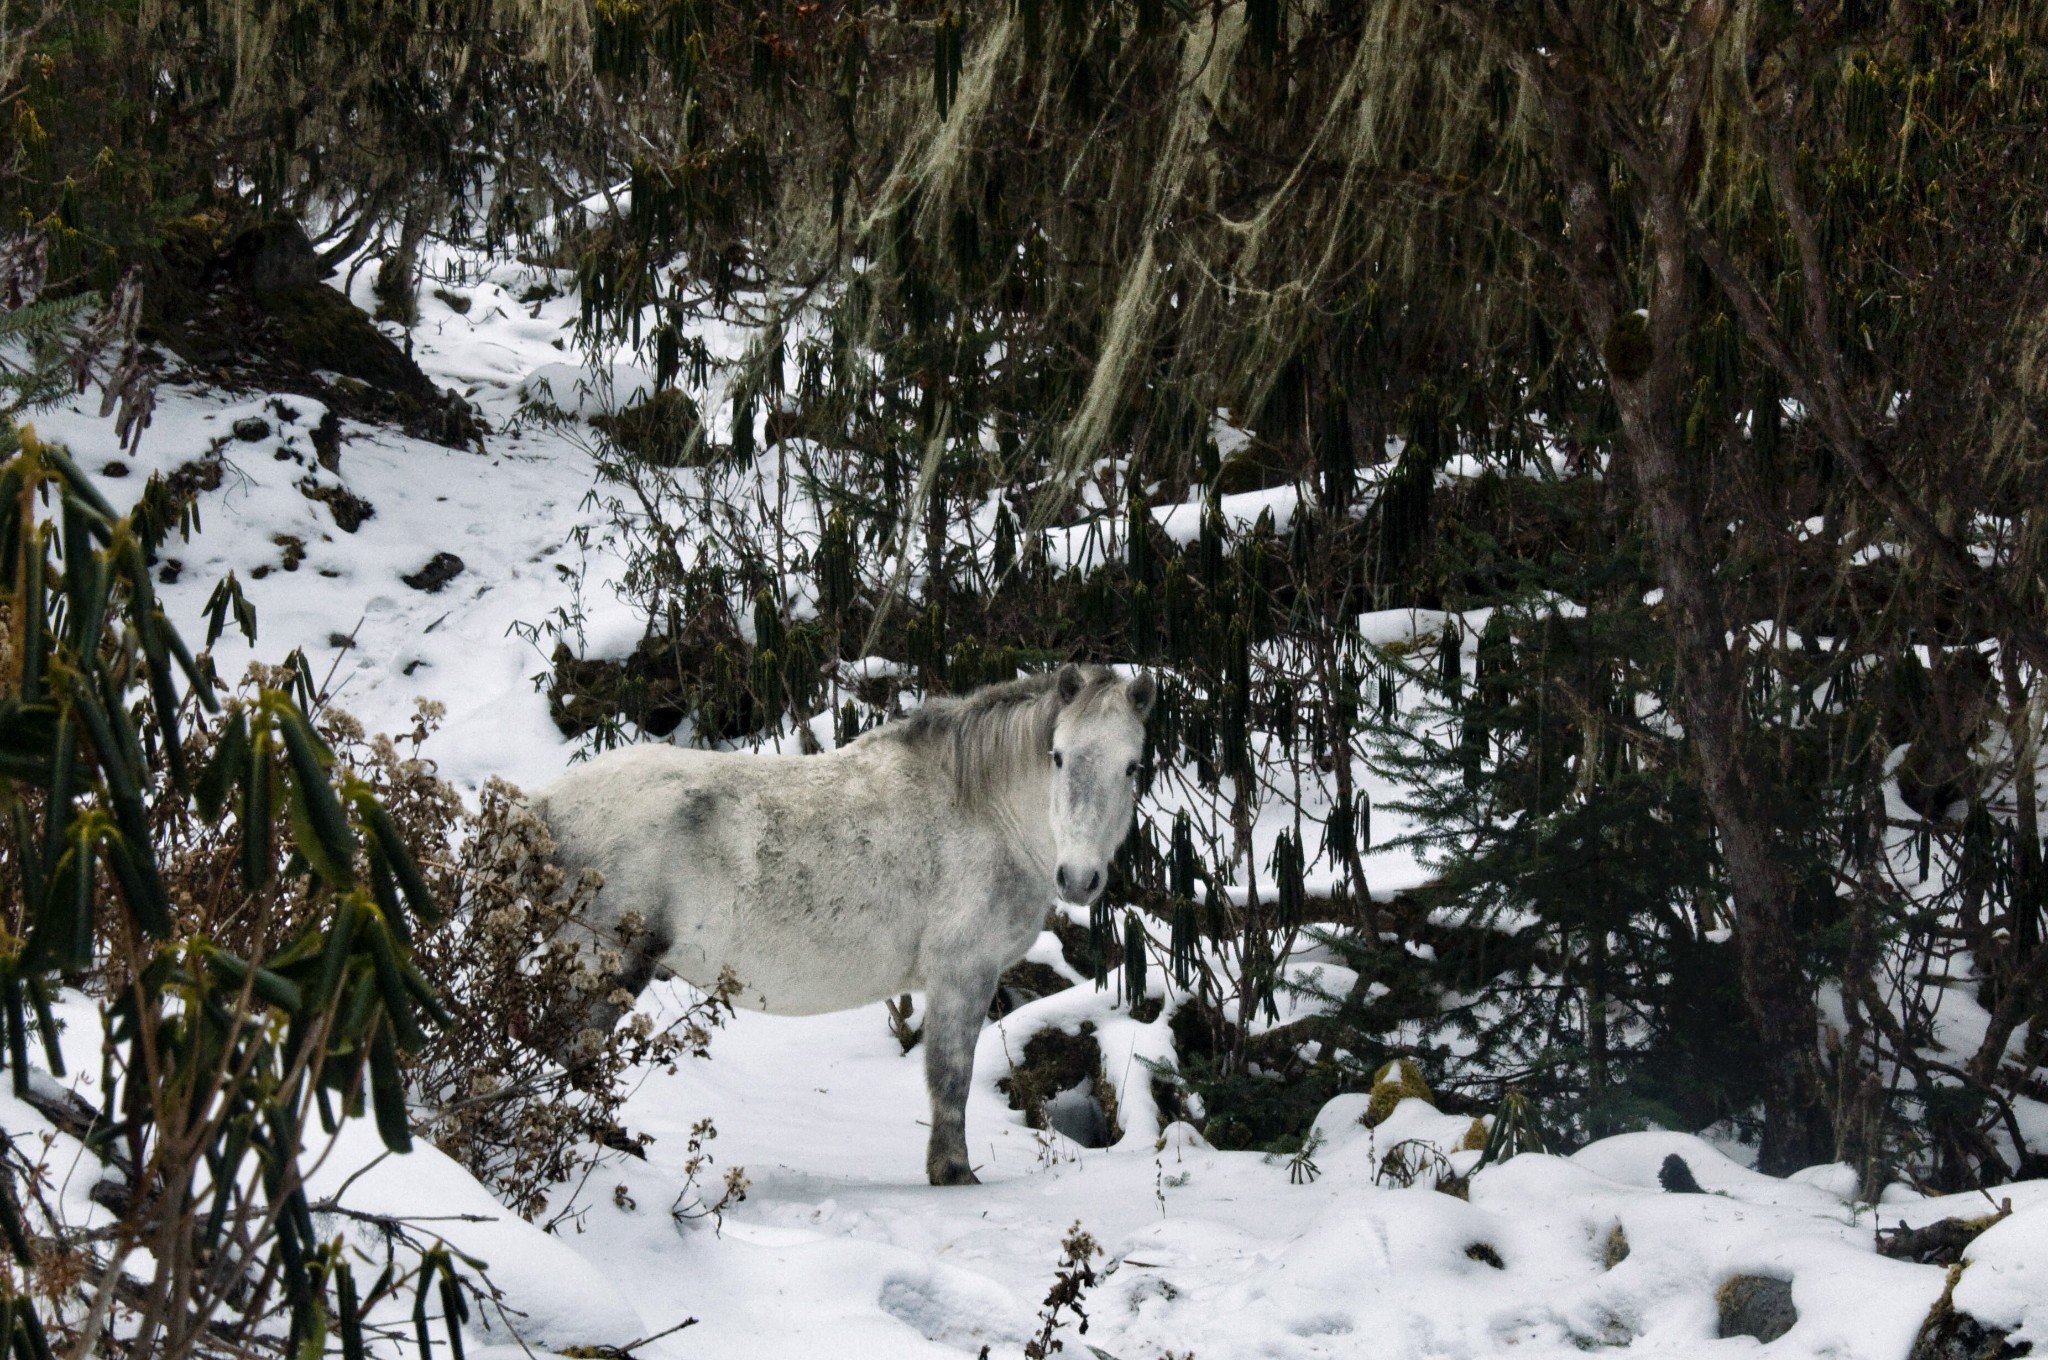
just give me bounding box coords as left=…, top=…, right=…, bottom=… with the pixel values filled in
left=666, top=924, right=917, bottom=1016
left=657, top=877, right=928, bottom=1016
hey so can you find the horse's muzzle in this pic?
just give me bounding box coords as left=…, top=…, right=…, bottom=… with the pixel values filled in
left=1056, top=863, right=1105, bottom=905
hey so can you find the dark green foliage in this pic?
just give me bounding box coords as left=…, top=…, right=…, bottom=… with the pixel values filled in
left=22, top=0, right=2048, bottom=1189
left=0, top=412, right=466, bottom=1353
left=1160, top=995, right=1354, bottom=1153
left=1319, top=525, right=1780, bottom=1148
left=1173, top=1050, right=1344, bottom=1154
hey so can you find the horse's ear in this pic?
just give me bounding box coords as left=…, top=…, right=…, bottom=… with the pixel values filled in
left=1126, top=672, right=1157, bottom=720
left=1056, top=663, right=1086, bottom=705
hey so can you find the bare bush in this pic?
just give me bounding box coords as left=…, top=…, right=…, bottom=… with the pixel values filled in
left=409, top=777, right=739, bottom=1219
left=158, top=681, right=734, bottom=1223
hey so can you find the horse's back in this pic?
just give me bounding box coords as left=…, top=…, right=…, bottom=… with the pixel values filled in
left=531, top=743, right=737, bottom=864
left=531, top=741, right=969, bottom=1014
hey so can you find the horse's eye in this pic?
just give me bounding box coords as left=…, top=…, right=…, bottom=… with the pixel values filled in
left=1053, top=751, right=1064, bottom=769
left=1125, top=761, right=1138, bottom=778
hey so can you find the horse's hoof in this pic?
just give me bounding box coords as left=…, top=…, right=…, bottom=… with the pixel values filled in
left=928, top=1163, right=980, bottom=1187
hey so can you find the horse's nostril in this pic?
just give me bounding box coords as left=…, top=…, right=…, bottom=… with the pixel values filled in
left=1086, top=870, right=1102, bottom=895
left=1056, top=866, right=1069, bottom=892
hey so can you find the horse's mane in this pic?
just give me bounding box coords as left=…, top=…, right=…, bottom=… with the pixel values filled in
left=868, top=665, right=1123, bottom=808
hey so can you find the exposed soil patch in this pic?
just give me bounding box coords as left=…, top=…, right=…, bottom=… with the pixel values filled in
left=998, top=1022, right=1122, bottom=1150
left=989, top=959, right=1074, bottom=1020
left=142, top=213, right=483, bottom=449
left=302, top=479, right=376, bottom=532
left=588, top=388, right=707, bottom=468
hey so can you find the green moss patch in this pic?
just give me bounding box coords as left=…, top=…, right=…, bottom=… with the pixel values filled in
left=1366, top=1058, right=1433, bottom=1126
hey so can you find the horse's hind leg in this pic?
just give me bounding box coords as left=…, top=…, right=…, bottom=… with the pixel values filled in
left=923, top=964, right=999, bottom=1186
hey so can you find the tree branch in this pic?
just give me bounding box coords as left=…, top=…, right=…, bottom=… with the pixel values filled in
left=1694, top=96, right=2048, bottom=673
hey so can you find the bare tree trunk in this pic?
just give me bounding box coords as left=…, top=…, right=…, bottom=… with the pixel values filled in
left=1511, top=2, right=1829, bottom=1170
left=1620, top=199, right=1830, bottom=1170
left=1586, top=927, right=1609, bottom=1137
left=1608, top=342, right=1827, bottom=1170
left=1968, top=650, right=2048, bottom=1090
left=374, top=199, right=432, bottom=327
left=315, top=181, right=394, bottom=274
left=1837, top=779, right=1888, bottom=1200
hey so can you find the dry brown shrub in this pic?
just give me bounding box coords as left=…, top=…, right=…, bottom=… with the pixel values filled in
left=409, top=776, right=738, bottom=1219
left=151, top=678, right=733, bottom=1221
left=155, top=677, right=464, bottom=962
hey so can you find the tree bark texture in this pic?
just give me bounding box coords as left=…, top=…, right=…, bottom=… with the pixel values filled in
left=1514, top=4, right=1831, bottom=1171
left=1608, top=333, right=1830, bottom=1173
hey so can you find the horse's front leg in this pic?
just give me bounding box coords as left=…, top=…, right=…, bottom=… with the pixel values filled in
left=923, top=963, right=998, bottom=1186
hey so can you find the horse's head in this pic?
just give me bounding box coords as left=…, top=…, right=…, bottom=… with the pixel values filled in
left=1047, top=664, right=1156, bottom=905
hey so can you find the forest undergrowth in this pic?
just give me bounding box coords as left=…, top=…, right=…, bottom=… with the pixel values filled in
left=4, top=0, right=2048, bottom=1352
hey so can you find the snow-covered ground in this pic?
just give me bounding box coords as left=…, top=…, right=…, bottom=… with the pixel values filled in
left=32, top=281, right=607, bottom=796
left=13, top=972, right=2046, bottom=1359
left=14, top=257, right=2047, bottom=1360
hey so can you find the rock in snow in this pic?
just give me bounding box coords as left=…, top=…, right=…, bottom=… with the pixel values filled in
left=403, top=551, right=467, bottom=593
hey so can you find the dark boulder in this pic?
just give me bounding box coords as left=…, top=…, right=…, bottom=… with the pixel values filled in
left=311, top=409, right=343, bottom=470
left=221, top=217, right=324, bottom=292
left=1658, top=1153, right=1705, bottom=1193
left=1717, top=1275, right=1796, bottom=1345
left=1912, top=1275, right=2028, bottom=1360
left=402, top=553, right=466, bottom=593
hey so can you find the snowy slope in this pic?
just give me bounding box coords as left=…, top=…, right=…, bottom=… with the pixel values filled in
left=18, top=258, right=2045, bottom=1360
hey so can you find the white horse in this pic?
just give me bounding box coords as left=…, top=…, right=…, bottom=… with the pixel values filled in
left=530, top=662, right=1155, bottom=1185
